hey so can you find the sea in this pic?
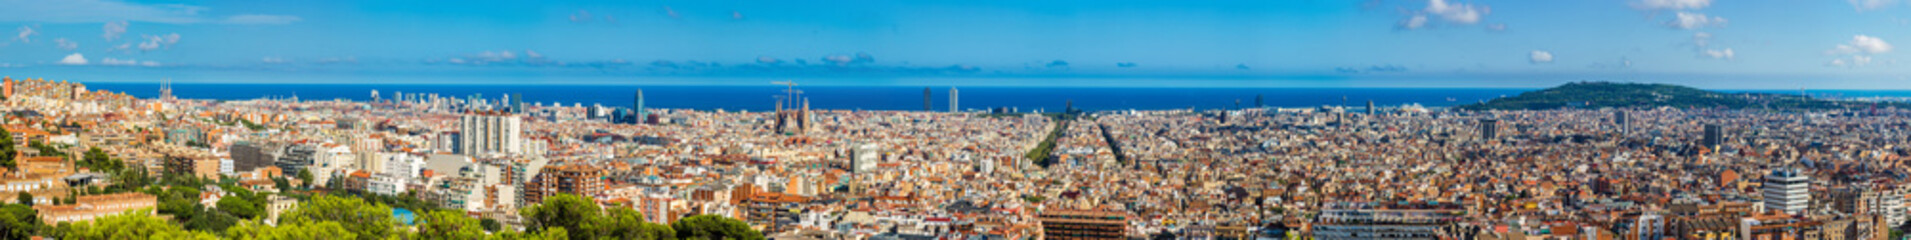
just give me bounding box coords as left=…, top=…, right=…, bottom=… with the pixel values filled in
left=78, top=83, right=1911, bottom=112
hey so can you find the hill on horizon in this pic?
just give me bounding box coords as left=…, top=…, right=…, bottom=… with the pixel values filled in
left=1456, top=82, right=1909, bottom=111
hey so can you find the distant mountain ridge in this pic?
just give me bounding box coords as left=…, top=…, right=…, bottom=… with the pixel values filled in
left=1456, top=82, right=1909, bottom=110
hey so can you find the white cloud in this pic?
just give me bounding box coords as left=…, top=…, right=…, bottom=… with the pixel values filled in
left=1829, top=58, right=1848, bottom=66
left=1851, top=0, right=1897, bottom=11
left=1398, top=15, right=1428, bottom=30
left=103, top=21, right=126, bottom=40
left=1632, top=0, right=1712, bottom=10
left=222, top=14, right=301, bottom=25
left=99, top=57, right=160, bottom=67
left=1853, top=55, right=1873, bottom=66
left=1692, top=32, right=1712, bottom=47
left=1701, top=48, right=1734, bottom=59
left=1425, top=0, right=1485, bottom=24
left=1529, top=50, right=1554, bottom=63
left=1396, top=0, right=1487, bottom=30
left=15, top=25, right=34, bottom=43
left=53, top=38, right=76, bottom=50
left=58, top=53, right=87, bottom=65
left=261, top=57, right=288, bottom=64
left=1665, top=12, right=1725, bottom=29
left=1831, top=35, right=1892, bottom=54
left=100, top=57, right=136, bottom=65
left=137, top=33, right=179, bottom=51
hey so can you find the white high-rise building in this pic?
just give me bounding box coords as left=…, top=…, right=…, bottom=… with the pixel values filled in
left=949, top=87, right=959, bottom=113
left=459, top=112, right=523, bottom=156
left=1763, top=168, right=1810, bottom=215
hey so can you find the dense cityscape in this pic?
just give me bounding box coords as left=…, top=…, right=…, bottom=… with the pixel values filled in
left=5, top=0, right=1911, bottom=239
left=0, top=75, right=1906, bottom=240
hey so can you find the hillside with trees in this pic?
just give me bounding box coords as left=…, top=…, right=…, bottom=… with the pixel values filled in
left=1457, top=82, right=1910, bottom=111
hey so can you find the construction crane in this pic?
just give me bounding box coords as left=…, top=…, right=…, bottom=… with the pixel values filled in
left=772, top=80, right=801, bottom=108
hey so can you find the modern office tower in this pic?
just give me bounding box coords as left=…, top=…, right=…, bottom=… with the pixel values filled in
left=1255, top=94, right=1264, bottom=108
left=1703, top=124, right=1722, bottom=149
left=633, top=89, right=646, bottom=123
left=923, top=87, right=932, bottom=111
left=459, top=112, right=523, bottom=156
left=511, top=93, right=524, bottom=113
left=1764, top=168, right=1810, bottom=215
left=371, top=90, right=380, bottom=103
left=1366, top=100, right=1376, bottom=116
left=1615, top=111, right=1629, bottom=132
left=1480, top=119, right=1498, bottom=141
left=949, top=87, right=959, bottom=113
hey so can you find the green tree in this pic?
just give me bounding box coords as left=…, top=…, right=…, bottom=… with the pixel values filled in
left=0, top=204, right=41, bottom=239
left=183, top=207, right=239, bottom=232
left=224, top=220, right=358, bottom=240
left=64, top=210, right=220, bottom=240
left=273, top=177, right=291, bottom=192
left=15, top=192, right=30, bottom=206
left=521, top=194, right=603, bottom=239
left=496, top=227, right=570, bottom=240
left=217, top=197, right=262, bottom=219
left=0, top=126, right=14, bottom=170
left=671, top=215, right=763, bottom=240
left=480, top=218, right=502, bottom=232
left=414, top=210, right=486, bottom=240
left=296, top=170, right=313, bottom=189
left=277, top=195, right=398, bottom=240
left=603, top=207, right=674, bottom=240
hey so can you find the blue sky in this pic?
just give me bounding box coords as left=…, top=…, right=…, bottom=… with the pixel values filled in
left=0, top=0, right=1906, bottom=89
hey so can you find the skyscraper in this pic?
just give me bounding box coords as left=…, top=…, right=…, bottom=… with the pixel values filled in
left=634, top=89, right=646, bottom=124
left=1614, top=111, right=1629, bottom=133
left=459, top=112, right=523, bottom=156
left=511, top=93, right=524, bottom=113
left=949, top=87, right=959, bottom=113
left=1366, top=100, right=1375, bottom=116
left=923, top=87, right=932, bottom=111
left=1479, top=119, right=1498, bottom=141
left=1764, top=168, right=1810, bottom=215
left=1254, top=94, right=1263, bottom=108
left=1702, top=124, right=1722, bottom=150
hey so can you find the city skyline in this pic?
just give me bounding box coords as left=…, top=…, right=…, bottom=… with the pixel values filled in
left=0, top=0, right=1906, bottom=89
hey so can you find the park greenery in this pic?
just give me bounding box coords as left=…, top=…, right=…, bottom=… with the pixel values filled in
left=0, top=149, right=762, bottom=239
left=1456, top=81, right=1911, bottom=111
